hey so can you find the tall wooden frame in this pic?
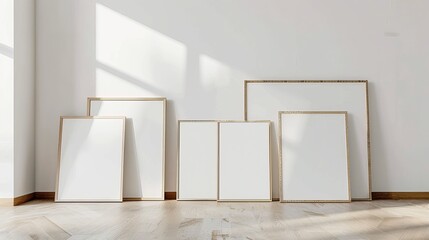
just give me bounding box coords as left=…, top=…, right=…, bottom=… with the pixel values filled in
left=87, top=97, right=166, bottom=200
left=177, top=120, right=219, bottom=201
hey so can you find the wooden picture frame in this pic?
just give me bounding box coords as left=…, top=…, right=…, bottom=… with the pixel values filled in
left=279, top=111, right=351, bottom=203
left=177, top=120, right=218, bottom=200
left=87, top=97, right=166, bottom=200
left=55, top=116, right=126, bottom=202
left=245, top=80, right=371, bottom=200
left=218, top=121, right=272, bottom=202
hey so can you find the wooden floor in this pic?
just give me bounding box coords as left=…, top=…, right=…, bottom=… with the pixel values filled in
left=0, top=200, right=428, bottom=240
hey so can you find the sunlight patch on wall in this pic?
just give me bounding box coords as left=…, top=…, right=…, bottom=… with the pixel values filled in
left=199, top=54, right=232, bottom=88
left=0, top=0, right=14, bottom=47
left=198, top=54, right=250, bottom=118
left=96, top=67, right=160, bottom=96
left=96, top=3, right=186, bottom=96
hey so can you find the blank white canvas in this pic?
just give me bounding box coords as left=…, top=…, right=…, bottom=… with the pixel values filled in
left=178, top=121, right=218, bottom=200
left=89, top=99, right=165, bottom=200
left=280, top=113, right=350, bottom=202
left=246, top=81, right=370, bottom=199
left=219, top=122, right=271, bottom=201
left=56, top=118, right=125, bottom=202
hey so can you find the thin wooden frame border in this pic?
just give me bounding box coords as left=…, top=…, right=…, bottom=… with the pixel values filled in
left=177, top=120, right=219, bottom=201
left=55, top=116, right=126, bottom=203
left=86, top=97, right=167, bottom=201
left=244, top=80, right=372, bottom=201
left=217, top=120, right=272, bottom=202
left=278, top=111, right=351, bottom=203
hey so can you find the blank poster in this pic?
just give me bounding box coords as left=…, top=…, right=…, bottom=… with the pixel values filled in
left=218, top=122, right=271, bottom=201
left=178, top=121, right=218, bottom=200
left=88, top=98, right=166, bottom=200
left=280, top=112, right=350, bottom=202
left=56, top=117, right=125, bottom=202
left=246, top=80, right=370, bottom=200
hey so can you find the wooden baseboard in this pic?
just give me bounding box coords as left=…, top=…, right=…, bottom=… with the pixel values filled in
left=35, top=192, right=55, bottom=200
left=23, top=192, right=429, bottom=203
left=165, top=192, right=176, bottom=200
left=122, top=197, right=143, bottom=201
left=270, top=193, right=429, bottom=201
left=14, top=193, right=35, bottom=206
left=32, top=192, right=177, bottom=201
left=372, top=192, right=429, bottom=200
left=1, top=193, right=35, bottom=206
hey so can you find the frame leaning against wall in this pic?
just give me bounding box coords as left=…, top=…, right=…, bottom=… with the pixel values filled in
left=55, top=116, right=126, bottom=203
left=244, top=80, right=372, bottom=200
left=278, top=111, right=351, bottom=203
left=87, top=97, right=167, bottom=201
left=177, top=120, right=219, bottom=201
left=217, top=120, right=272, bottom=202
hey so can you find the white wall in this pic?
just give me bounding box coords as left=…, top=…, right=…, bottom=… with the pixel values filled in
left=0, top=0, right=35, bottom=199
left=0, top=0, right=35, bottom=198
left=14, top=0, right=36, bottom=198
left=35, top=0, right=429, bottom=195
left=35, top=0, right=96, bottom=192
left=0, top=0, right=15, bottom=199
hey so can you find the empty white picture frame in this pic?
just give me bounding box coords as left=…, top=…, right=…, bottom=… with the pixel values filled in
left=279, top=111, right=351, bottom=202
left=177, top=121, right=218, bottom=200
left=218, top=121, right=271, bottom=201
left=55, top=117, right=126, bottom=202
left=245, top=80, right=371, bottom=200
left=87, top=97, right=166, bottom=200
